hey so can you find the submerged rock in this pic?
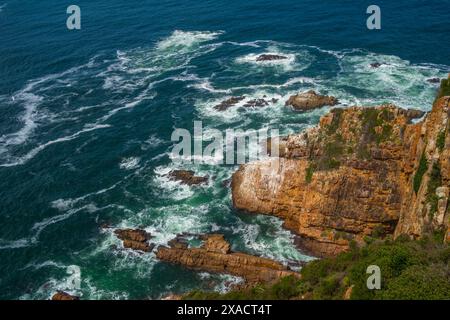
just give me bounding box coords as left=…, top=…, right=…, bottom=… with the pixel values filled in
left=285, top=90, right=338, bottom=111
left=214, top=96, right=245, bottom=111
left=370, top=62, right=383, bottom=68
left=427, top=78, right=441, bottom=84
left=243, top=98, right=270, bottom=108
left=256, top=54, right=288, bottom=62
left=114, top=229, right=154, bottom=252
left=168, top=170, right=208, bottom=185
left=157, top=234, right=298, bottom=284
left=51, top=291, right=79, bottom=301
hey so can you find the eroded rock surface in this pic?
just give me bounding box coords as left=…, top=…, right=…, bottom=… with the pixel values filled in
left=285, top=90, right=338, bottom=111
left=51, top=291, right=79, bottom=301
left=114, top=229, right=154, bottom=252
left=168, top=170, right=208, bottom=185
left=214, top=96, right=246, bottom=111
left=256, top=54, right=287, bottom=62
left=156, top=234, right=298, bottom=284
left=233, top=95, right=450, bottom=256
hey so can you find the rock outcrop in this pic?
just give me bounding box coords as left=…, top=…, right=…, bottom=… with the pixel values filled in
left=285, top=90, right=338, bottom=111
left=214, top=96, right=278, bottom=111
left=256, top=54, right=287, bottom=62
left=168, top=170, right=208, bottom=185
left=156, top=234, right=298, bottom=284
left=232, top=92, right=449, bottom=256
left=51, top=291, right=79, bottom=301
left=214, top=96, right=246, bottom=111
left=114, top=229, right=154, bottom=252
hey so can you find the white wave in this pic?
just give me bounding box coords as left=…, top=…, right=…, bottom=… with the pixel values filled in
left=189, top=79, right=231, bottom=94
left=119, top=157, right=140, bottom=170
left=156, top=30, right=223, bottom=52
left=0, top=124, right=111, bottom=167
left=0, top=238, right=30, bottom=250
left=153, top=166, right=195, bottom=200
left=141, top=134, right=164, bottom=151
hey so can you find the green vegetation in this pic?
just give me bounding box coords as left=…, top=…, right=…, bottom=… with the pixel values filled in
left=425, top=162, right=442, bottom=217
left=184, top=237, right=450, bottom=300
left=305, top=165, right=315, bottom=183
left=413, top=152, right=428, bottom=194
left=436, top=130, right=446, bottom=152
left=360, top=108, right=394, bottom=145
left=326, top=109, right=343, bottom=134
left=437, top=76, right=450, bottom=99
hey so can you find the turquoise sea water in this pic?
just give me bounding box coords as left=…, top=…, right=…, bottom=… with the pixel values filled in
left=0, top=1, right=449, bottom=299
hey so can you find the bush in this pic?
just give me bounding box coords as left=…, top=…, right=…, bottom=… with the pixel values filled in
left=184, top=237, right=449, bottom=300
left=436, top=131, right=446, bottom=152
left=438, top=77, right=450, bottom=99
left=413, top=152, right=428, bottom=194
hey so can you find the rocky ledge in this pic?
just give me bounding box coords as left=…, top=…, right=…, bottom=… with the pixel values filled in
left=51, top=291, right=79, bottom=301
left=168, top=170, right=208, bottom=185
left=156, top=234, right=298, bottom=284
left=256, top=54, right=288, bottom=62
left=114, top=228, right=155, bottom=252
left=285, top=90, right=338, bottom=111
left=214, top=96, right=278, bottom=111
left=232, top=93, right=449, bottom=257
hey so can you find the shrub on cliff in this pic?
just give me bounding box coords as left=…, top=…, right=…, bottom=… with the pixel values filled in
left=183, top=236, right=449, bottom=300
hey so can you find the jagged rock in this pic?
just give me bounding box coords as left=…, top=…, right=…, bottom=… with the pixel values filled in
left=168, top=170, right=208, bottom=185
left=232, top=98, right=450, bottom=256
left=370, top=62, right=383, bottom=68
left=51, top=291, right=79, bottom=301
left=256, top=54, right=287, bottom=62
left=285, top=90, right=338, bottom=111
left=400, top=108, right=426, bottom=121
left=200, top=234, right=231, bottom=254
left=344, top=286, right=354, bottom=300
left=157, top=234, right=298, bottom=284
left=114, top=229, right=154, bottom=252
left=214, top=97, right=245, bottom=111
left=243, top=99, right=270, bottom=108
left=427, top=78, right=441, bottom=84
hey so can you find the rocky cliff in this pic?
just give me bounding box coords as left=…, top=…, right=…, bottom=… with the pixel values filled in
left=232, top=89, right=450, bottom=257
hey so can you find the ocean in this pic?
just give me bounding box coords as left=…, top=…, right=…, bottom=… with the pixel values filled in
left=0, top=0, right=449, bottom=299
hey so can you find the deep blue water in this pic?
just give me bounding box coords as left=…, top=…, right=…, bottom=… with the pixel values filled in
left=0, top=1, right=449, bottom=299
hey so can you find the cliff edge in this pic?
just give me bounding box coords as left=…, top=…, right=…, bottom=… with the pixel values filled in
left=232, top=79, right=450, bottom=257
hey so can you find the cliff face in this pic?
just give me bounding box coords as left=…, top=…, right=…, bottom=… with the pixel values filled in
left=232, top=96, right=449, bottom=257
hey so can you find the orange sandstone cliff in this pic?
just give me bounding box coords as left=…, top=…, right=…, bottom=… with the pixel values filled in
left=232, top=96, right=449, bottom=257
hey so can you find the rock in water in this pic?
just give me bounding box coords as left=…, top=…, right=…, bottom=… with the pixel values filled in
left=51, top=291, right=79, bottom=300
left=285, top=90, right=338, bottom=111
left=427, top=78, right=441, bottom=84
left=157, top=234, right=298, bottom=284
left=114, top=229, right=154, bottom=252
left=168, top=170, right=208, bottom=185
left=243, top=98, right=270, bottom=108
left=370, top=62, right=383, bottom=68
left=214, top=96, right=245, bottom=111
left=256, top=54, right=288, bottom=62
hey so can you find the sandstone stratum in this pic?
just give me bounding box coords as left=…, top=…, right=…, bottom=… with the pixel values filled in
left=156, top=234, right=298, bottom=284
left=232, top=90, right=449, bottom=257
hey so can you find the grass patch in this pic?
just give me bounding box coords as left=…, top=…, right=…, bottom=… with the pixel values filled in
left=413, top=152, right=428, bottom=194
